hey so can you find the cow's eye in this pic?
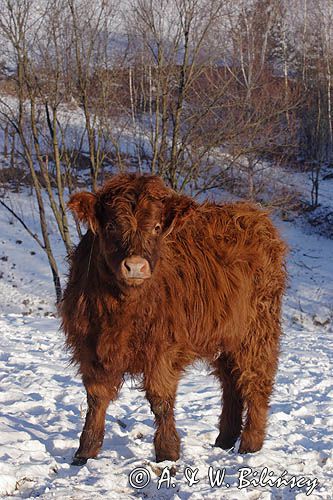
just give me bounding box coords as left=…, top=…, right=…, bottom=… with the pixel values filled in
left=105, top=221, right=116, bottom=232
left=153, top=223, right=162, bottom=235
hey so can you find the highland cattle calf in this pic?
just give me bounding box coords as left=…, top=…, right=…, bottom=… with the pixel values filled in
left=61, top=173, right=287, bottom=466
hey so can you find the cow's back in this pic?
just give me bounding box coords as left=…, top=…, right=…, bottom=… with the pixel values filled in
left=157, top=201, right=287, bottom=357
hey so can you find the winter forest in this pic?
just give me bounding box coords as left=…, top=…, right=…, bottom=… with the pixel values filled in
left=0, top=0, right=332, bottom=498
left=0, top=0, right=332, bottom=298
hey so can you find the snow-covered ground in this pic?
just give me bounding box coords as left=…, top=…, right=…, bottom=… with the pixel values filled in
left=0, top=191, right=332, bottom=499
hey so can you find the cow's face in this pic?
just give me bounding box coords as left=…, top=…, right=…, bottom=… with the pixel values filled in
left=94, top=187, right=165, bottom=286
left=68, top=174, right=194, bottom=287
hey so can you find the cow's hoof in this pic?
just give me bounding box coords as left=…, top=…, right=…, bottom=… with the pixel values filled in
left=71, top=456, right=88, bottom=466
left=238, top=445, right=261, bottom=454
left=239, top=439, right=262, bottom=454
left=239, top=446, right=253, bottom=454
left=150, top=463, right=177, bottom=477
left=214, top=435, right=237, bottom=450
left=169, top=465, right=177, bottom=477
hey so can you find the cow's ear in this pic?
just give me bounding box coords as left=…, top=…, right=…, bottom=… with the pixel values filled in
left=67, top=192, right=97, bottom=233
left=162, top=194, right=196, bottom=237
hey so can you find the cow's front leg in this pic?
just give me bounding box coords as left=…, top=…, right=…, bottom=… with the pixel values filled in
left=145, top=373, right=181, bottom=463
left=72, top=376, right=122, bottom=465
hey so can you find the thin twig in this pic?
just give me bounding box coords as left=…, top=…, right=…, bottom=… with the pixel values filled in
left=0, top=199, right=45, bottom=250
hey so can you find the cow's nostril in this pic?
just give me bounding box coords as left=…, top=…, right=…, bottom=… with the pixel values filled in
left=121, top=256, right=151, bottom=281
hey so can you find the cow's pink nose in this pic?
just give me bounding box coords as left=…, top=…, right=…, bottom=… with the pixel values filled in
left=121, top=256, right=151, bottom=280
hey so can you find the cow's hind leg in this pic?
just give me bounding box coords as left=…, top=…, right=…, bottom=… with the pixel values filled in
left=72, top=376, right=121, bottom=465
left=145, top=371, right=181, bottom=463
left=213, top=353, right=243, bottom=450
left=237, top=357, right=278, bottom=454
left=237, top=326, right=280, bottom=454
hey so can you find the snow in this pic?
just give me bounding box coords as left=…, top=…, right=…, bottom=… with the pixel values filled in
left=0, top=191, right=332, bottom=499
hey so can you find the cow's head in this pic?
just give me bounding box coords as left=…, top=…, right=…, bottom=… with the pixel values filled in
left=68, top=174, right=195, bottom=287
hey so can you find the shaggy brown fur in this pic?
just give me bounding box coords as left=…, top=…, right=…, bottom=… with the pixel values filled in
left=61, top=173, right=287, bottom=465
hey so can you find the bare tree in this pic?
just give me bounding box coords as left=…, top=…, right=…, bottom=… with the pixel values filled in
left=0, top=0, right=64, bottom=301
left=127, top=0, right=237, bottom=190
left=65, top=0, right=121, bottom=191
left=293, top=0, right=333, bottom=206
left=222, top=0, right=300, bottom=200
